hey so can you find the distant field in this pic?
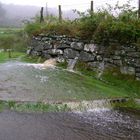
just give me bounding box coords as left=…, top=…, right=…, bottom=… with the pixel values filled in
left=0, top=27, right=27, bottom=52
left=0, top=27, right=23, bottom=36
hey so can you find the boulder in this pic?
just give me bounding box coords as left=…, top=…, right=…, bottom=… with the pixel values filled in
left=57, top=44, right=70, bottom=49
left=79, top=51, right=95, bottom=62
left=64, top=49, right=79, bottom=59
left=56, top=56, right=65, bottom=63
left=71, top=42, right=84, bottom=51
left=84, top=44, right=97, bottom=53
left=96, top=55, right=103, bottom=61
left=120, top=66, right=135, bottom=75
left=126, top=52, right=140, bottom=58
left=44, top=43, right=53, bottom=50
left=47, top=49, right=63, bottom=56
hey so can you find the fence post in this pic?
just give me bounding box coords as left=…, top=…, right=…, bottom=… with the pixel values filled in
left=91, top=1, right=94, bottom=12
left=40, top=7, right=44, bottom=23
left=59, top=5, right=62, bottom=22
left=46, top=3, right=48, bottom=17
left=138, top=0, right=140, bottom=18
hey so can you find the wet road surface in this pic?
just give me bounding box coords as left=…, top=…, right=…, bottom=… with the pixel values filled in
left=0, top=109, right=140, bottom=140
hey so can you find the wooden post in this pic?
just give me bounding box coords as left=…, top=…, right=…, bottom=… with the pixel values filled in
left=40, top=7, right=44, bottom=23
left=8, top=49, right=11, bottom=58
left=59, top=5, right=62, bottom=22
left=91, top=1, right=94, bottom=13
left=46, top=3, right=48, bottom=17
left=138, top=0, right=140, bottom=18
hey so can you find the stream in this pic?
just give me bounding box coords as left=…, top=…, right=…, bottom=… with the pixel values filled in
left=0, top=61, right=140, bottom=140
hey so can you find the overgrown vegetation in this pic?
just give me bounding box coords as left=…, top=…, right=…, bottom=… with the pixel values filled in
left=25, top=0, right=140, bottom=45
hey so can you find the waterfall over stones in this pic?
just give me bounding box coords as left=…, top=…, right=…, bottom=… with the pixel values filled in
left=67, top=57, right=79, bottom=71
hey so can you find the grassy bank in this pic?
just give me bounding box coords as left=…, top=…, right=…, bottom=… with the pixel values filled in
left=0, top=101, right=69, bottom=113
left=57, top=61, right=140, bottom=100
left=112, top=99, right=140, bottom=113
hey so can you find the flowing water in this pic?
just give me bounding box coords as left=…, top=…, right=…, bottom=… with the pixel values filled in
left=0, top=61, right=140, bottom=140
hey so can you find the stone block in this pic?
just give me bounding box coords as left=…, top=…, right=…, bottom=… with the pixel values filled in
left=79, top=51, right=95, bottom=62
left=84, top=44, right=98, bottom=53
left=64, top=49, right=79, bottom=59
left=71, top=42, right=84, bottom=51
left=120, top=66, right=135, bottom=75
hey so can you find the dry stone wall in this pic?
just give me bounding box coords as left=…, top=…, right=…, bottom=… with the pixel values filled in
left=28, top=34, right=140, bottom=80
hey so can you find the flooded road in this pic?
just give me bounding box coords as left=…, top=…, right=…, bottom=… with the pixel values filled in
left=0, top=109, right=140, bottom=140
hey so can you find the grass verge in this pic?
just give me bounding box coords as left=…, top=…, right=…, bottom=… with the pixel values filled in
left=0, top=101, right=70, bottom=113
left=0, top=51, right=25, bottom=63
left=112, top=99, right=140, bottom=114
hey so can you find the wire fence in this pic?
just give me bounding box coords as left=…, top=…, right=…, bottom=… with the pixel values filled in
left=44, top=0, right=139, bottom=20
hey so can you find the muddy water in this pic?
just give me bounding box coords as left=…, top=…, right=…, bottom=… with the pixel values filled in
left=0, top=109, right=139, bottom=140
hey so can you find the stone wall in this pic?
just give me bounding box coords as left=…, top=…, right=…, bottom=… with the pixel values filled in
left=28, top=34, right=140, bottom=80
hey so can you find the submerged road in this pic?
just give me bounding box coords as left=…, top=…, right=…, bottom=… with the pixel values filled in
left=0, top=110, right=140, bottom=140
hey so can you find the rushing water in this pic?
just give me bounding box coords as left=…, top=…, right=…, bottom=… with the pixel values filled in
left=0, top=109, right=139, bottom=140
left=0, top=61, right=140, bottom=140
left=0, top=60, right=109, bottom=102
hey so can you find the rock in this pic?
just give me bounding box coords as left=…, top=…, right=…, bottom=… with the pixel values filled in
left=88, top=62, right=99, bottom=68
left=44, top=43, right=53, bottom=50
left=79, top=51, right=95, bottom=62
left=123, top=47, right=136, bottom=52
left=120, top=66, right=135, bottom=75
left=84, top=44, right=97, bottom=53
left=34, top=42, right=44, bottom=51
left=56, top=56, right=65, bottom=63
left=135, top=67, right=140, bottom=73
left=113, top=60, right=122, bottom=66
left=57, top=44, right=70, bottom=49
left=126, top=52, right=140, bottom=58
left=47, top=49, right=63, bottom=56
left=64, top=49, right=79, bottom=59
left=41, top=37, right=52, bottom=41
left=42, top=51, right=51, bottom=59
left=112, top=56, right=121, bottom=60
left=27, top=49, right=32, bottom=55
left=96, top=55, right=103, bottom=61
left=71, top=42, right=84, bottom=51
left=136, top=73, right=140, bottom=77
left=104, top=58, right=113, bottom=63
left=31, top=51, right=41, bottom=56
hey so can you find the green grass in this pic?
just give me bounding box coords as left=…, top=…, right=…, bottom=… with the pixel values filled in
left=0, top=27, right=27, bottom=52
left=0, top=101, right=69, bottom=113
left=112, top=99, right=140, bottom=113
left=0, top=51, right=25, bottom=63
left=57, top=61, right=140, bottom=100
left=21, top=55, right=46, bottom=63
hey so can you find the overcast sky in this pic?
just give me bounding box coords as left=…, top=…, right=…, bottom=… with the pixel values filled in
left=0, top=0, right=138, bottom=10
